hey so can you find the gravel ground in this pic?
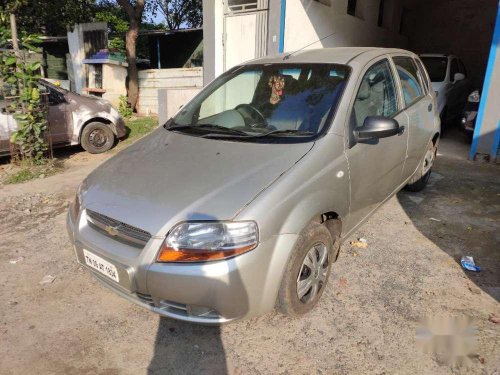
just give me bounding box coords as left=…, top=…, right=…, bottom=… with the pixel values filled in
left=0, top=132, right=499, bottom=375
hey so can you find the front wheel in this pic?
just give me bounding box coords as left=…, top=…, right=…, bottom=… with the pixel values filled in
left=81, top=122, right=116, bottom=154
left=277, top=222, right=339, bottom=317
left=405, top=141, right=437, bottom=192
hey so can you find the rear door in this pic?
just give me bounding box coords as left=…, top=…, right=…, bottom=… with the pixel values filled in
left=344, top=57, right=409, bottom=228
left=391, top=55, right=434, bottom=180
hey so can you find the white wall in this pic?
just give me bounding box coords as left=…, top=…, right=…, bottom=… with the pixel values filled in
left=137, top=67, right=203, bottom=115
left=284, top=0, right=408, bottom=52
left=202, top=0, right=409, bottom=84
left=202, top=0, right=225, bottom=85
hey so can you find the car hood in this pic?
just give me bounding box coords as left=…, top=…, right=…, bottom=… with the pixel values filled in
left=66, top=91, right=112, bottom=112
left=82, top=129, right=314, bottom=236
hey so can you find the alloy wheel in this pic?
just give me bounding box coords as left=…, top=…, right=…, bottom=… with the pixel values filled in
left=296, top=243, right=329, bottom=304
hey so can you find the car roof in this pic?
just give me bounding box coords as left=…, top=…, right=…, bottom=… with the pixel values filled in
left=244, top=47, right=416, bottom=66
left=420, top=53, right=457, bottom=59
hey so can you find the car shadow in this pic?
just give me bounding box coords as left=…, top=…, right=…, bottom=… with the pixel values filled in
left=147, top=213, right=251, bottom=374
left=396, top=127, right=500, bottom=302
left=147, top=318, right=228, bottom=374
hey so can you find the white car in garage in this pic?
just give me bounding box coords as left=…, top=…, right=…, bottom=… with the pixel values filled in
left=420, top=54, right=471, bottom=126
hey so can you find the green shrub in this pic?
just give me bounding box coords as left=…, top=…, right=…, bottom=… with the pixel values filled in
left=118, top=95, right=133, bottom=119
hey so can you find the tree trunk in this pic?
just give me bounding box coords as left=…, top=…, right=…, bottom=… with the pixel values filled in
left=125, top=19, right=140, bottom=111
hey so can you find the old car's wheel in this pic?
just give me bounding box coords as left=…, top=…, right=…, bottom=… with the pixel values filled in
left=277, top=222, right=339, bottom=317
left=81, top=122, right=115, bottom=154
left=405, top=141, right=437, bottom=192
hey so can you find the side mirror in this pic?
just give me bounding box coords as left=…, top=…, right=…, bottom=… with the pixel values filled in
left=355, top=116, right=401, bottom=142
left=454, top=73, right=465, bottom=82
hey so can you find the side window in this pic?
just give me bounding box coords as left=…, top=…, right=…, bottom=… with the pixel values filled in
left=415, top=58, right=430, bottom=94
left=352, top=59, right=398, bottom=128
left=450, top=59, right=459, bottom=81
left=393, top=56, right=424, bottom=106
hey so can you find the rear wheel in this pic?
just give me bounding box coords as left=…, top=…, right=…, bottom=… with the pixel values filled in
left=405, top=141, right=437, bottom=192
left=81, top=122, right=115, bottom=154
left=277, top=222, right=339, bottom=317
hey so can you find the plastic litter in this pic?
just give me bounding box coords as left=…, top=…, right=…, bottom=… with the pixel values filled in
left=39, top=275, right=56, bottom=284
left=460, top=256, right=481, bottom=272
left=350, top=240, right=368, bottom=248
left=9, top=256, right=24, bottom=264
left=489, top=313, right=500, bottom=324
left=429, top=217, right=441, bottom=222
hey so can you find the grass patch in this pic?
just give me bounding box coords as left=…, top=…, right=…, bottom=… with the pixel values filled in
left=125, top=117, right=157, bottom=140
left=4, top=160, right=64, bottom=185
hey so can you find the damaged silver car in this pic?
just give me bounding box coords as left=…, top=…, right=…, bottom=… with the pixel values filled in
left=0, top=80, right=126, bottom=156
left=67, top=48, right=440, bottom=324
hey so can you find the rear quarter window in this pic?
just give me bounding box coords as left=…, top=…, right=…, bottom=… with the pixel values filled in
left=414, top=58, right=431, bottom=94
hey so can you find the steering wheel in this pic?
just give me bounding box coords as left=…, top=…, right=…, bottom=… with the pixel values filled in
left=235, top=103, right=267, bottom=128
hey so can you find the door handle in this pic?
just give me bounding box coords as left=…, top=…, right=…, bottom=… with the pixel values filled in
left=428, top=103, right=433, bottom=112
left=398, top=126, right=405, bottom=135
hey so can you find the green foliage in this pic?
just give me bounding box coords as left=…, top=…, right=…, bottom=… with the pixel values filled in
left=7, top=0, right=95, bottom=36
left=152, top=0, right=202, bottom=29
left=0, top=11, right=48, bottom=164
left=3, top=159, right=64, bottom=184
left=118, top=95, right=133, bottom=118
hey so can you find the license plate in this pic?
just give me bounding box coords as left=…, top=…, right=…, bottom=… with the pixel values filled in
left=83, top=249, right=120, bottom=282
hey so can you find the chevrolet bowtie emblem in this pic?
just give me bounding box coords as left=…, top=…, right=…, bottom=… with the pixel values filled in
left=105, top=225, right=120, bottom=236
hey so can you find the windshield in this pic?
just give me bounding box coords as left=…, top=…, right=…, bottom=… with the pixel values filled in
left=168, top=63, right=350, bottom=142
left=420, top=57, right=448, bottom=82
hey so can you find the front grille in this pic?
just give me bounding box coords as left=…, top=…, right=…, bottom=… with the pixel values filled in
left=86, top=209, right=152, bottom=248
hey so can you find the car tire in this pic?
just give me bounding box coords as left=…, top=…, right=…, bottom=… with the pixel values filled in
left=405, top=141, right=437, bottom=192
left=81, top=122, right=116, bottom=154
left=277, top=221, right=339, bottom=317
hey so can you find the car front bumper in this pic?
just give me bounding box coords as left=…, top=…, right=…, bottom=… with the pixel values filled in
left=461, top=111, right=477, bottom=133
left=67, top=210, right=298, bottom=324
left=114, top=117, right=127, bottom=139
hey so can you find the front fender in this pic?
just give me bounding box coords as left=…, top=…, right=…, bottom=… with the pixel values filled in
left=235, top=134, right=350, bottom=241
left=72, top=111, right=121, bottom=143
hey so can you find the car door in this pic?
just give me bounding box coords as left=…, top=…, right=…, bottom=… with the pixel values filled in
left=392, top=55, right=434, bottom=180
left=46, top=86, right=69, bottom=145
left=344, top=57, right=409, bottom=229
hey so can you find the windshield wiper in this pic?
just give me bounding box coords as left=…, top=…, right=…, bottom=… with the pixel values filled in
left=252, top=129, right=315, bottom=138
left=168, top=124, right=249, bottom=136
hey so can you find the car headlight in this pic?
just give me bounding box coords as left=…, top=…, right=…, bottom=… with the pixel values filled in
left=468, top=90, right=480, bottom=103
left=157, top=221, right=258, bottom=262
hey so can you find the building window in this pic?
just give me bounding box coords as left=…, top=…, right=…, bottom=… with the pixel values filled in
left=347, top=0, right=357, bottom=16
left=378, top=0, right=385, bottom=27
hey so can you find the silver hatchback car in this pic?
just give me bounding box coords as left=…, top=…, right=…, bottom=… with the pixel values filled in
left=67, top=48, right=440, bottom=324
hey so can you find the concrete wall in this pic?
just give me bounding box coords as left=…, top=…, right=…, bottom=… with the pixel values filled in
left=137, top=67, right=203, bottom=115
left=202, top=0, right=224, bottom=85
left=202, top=0, right=409, bottom=84
left=471, top=3, right=500, bottom=161
left=67, top=22, right=108, bottom=94
left=157, top=88, right=202, bottom=126
left=407, top=0, right=498, bottom=88
left=283, top=0, right=408, bottom=51
left=102, top=64, right=128, bottom=108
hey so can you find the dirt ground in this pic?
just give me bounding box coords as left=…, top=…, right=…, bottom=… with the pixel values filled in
left=0, top=129, right=499, bottom=375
